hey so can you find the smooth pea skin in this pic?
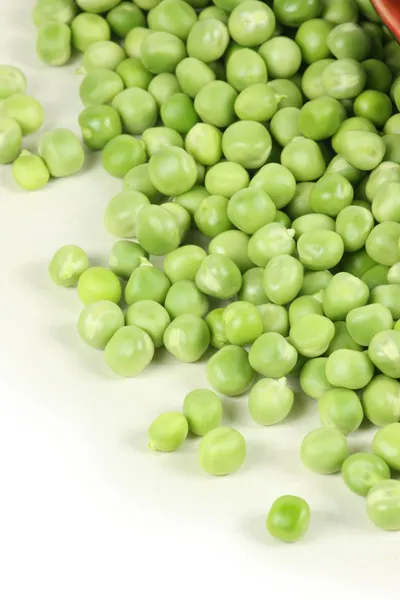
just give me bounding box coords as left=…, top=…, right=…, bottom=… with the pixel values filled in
left=205, top=308, right=229, bottom=349
left=249, top=377, right=294, bottom=426
left=362, top=375, right=400, bottom=428
left=346, top=304, right=393, bottom=347
left=176, top=58, right=216, bottom=98
left=78, top=105, right=122, bottom=151
left=102, top=135, right=147, bottom=179
left=281, top=138, right=326, bottom=182
left=299, top=96, right=344, bottom=141
left=299, top=357, right=334, bottom=400
left=12, top=152, right=50, bottom=191
left=326, top=321, right=362, bottom=355
left=228, top=1, right=275, bottom=46
left=125, top=264, right=171, bottom=305
left=250, top=164, right=296, bottom=210
left=149, top=147, right=196, bottom=196
left=263, top=255, right=303, bottom=305
left=164, top=315, right=210, bottom=363
left=0, top=93, right=44, bottom=136
left=227, top=188, right=276, bottom=235
left=195, top=254, right=242, bottom=300
left=126, top=300, right=170, bottom=348
left=148, top=412, right=188, bottom=452
left=148, top=0, right=196, bottom=40
left=82, top=40, right=125, bottom=72
left=207, top=345, right=255, bottom=396
left=135, top=205, right=180, bottom=256
left=49, top=245, right=89, bottom=287
left=333, top=130, right=386, bottom=171
left=372, top=423, right=400, bottom=472
left=195, top=81, right=237, bottom=129
left=257, top=304, right=289, bottom=336
left=325, top=349, right=374, bottom=390
left=107, top=2, right=146, bottom=37
left=0, top=117, right=22, bottom=165
left=105, top=325, right=154, bottom=377
left=222, top=121, right=271, bottom=169
left=187, top=19, right=229, bottom=63
left=372, top=182, right=400, bottom=223
left=235, top=84, right=280, bottom=123
left=290, top=314, right=335, bottom=358
left=79, top=69, right=124, bottom=108
left=367, top=480, right=400, bottom=531
left=194, top=196, right=232, bottom=238
left=318, top=388, right=363, bottom=435
left=292, top=214, right=334, bottom=239
left=310, top=173, right=353, bottom=217
left=366, top=223, right=400, bottom=267
left=209, top=230, right=253, bottom=273
left=71, top=13, right=111, bottom=53
left=78, top=267, right=121, bottom=306
left=222, top=301, right=263, bottom=346
left=248, top=223, right=296, bottom=267
left=123, top=163, right=164, bottom=203
left=322, top=58, right=366, bottom=99
left=164, top=281, right=209, bottom=319
left=112, top=88, right=157, bottom=135
left=322, top=273, right=369, bottom=321
left=36, top=22, right=71, bottom=66
left=116, top=57, right=153, bottom=90
left=226, top=48, right=267, bottom=92
left=141, top=32, right=187, bottom=74
left=183, top=389, right=223, bottom=436
left=77, top=300, right=124, bottom=350
left=301, top=427, right=349, bottom=475
left=147, top=72, right=181, bottom=106
left=185, top=123, right=222, bottom=166
left=249, top=332, right=297, bottom=378
left=160, top=93, right=198, bottom=135
left=297, top=230, right=344, bottom=271
left=164, top=246, right=206, bottom=284
left=266, top=495, right=310, bottom=544
left=104, top=191, right=150, bottom=238
left=301, top=270, right=333, bottom=295
left=238, top=268, right=269, bottom=305
left=336, top=206, right=374, bottom=252
left=39, top=129, right=84, bottom=177
left=368, top=330, right=400, bottom=379
left=0, top=65, right=26, bottom=100
left=342, top=453, right=391, bottom=497
left=198, top=427, right=246, bottom=476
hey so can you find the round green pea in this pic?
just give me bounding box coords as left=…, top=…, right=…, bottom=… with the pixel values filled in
left=148, top=72, right=181, bottom=106
left=160, top=92, right=198, bottom=135
left=299, top=357, right=334, bottom=400
left=266, top=495, right=310, bottom=544
left=116, top=57, right=153, bottom=90
left=273, top=0, right=321, bottom=26
left=185, top=123, right=222, bottom=167
left=257, top=304, right=289, bottom=336
left=299, top=96, right=345, bottom=141
left=104, top=191, right=150, bottom=238
left=326, top=321, right=362, bottom=356
left=0, top=93, right=44, bottom=136
left=136, top=205, right=180, bottom=256
left=281, top=137, right=326, bottom=182
left=112, top=88, right=157, bottom=135
left=148, top=0, right=196, bottom=41
left=309, top=173, right=353, bottom=217
left=325, top=349, right=374, bottom=390
left=107, top=2, right=146, bottom=38
left=227, top=188, right=276, bottom=235
left=104, top=325, right=154, bottom=377
left=290, top=314, right=335, bottom=358
left=228, top=1, right=275, bottom=46
left=322, top=58, right=366, bottom=99
left=301, top=427, right=349, bottom=475
left=194, top=81, right=237, bottom=128
left=221, top=121, right=272, bottom=169
left=333, top=130, right=386, bottom=171
left=141, top=31, right=186, bottom=74
left=301, top=59, right=335, bottom=100
left=36, top=22, right=71, bottom=66
left=222, top=301, right=263, bottom=346
left=368, top=330, right=400, bottom=379
left=176, top=58, right=216, bottom=99
left=226, top=48, right=267, bottom=92
left=322, top=273, right=369, bottom=321
left=205, top=161, right=249, bottom=198
left=372, top=182, right=400, bottom=223
left=148, top=412, right=188, bottom=452
left=263, top=255, right=303, bottom=305
left=301, top=270, right=333, bottom=295
left=259, top=36, right=302, bottom=79
left=78, top=267, right=121, bottom=306
left=372, top=424, right=400, bottom=471
left=205, top=308, right=229, bottom=350
left=77, top=300, right=124, bottom=350
left=249, top=377, right=294, bottom=426
left=361, top=265, right=390, bottom=291
left=163, top=246, right=206, bottom=284
left=354, top=90, right=392, bottom=128
left=49, top=244, right=89, bottom=287
left=78, top=105, right=122, bottom=151
left=292, top=214, right=335, bottom=239
left=206, top=345, right=255, bottom=396
left=248, top=223, right=295, bottom=267
left=342, top=453, right=391, bottom=497
left=163, top=315, right=210, bottom=363
left=234, top=84, right=280, bottom=122
left=183, top=389, right=223, bottom=437
left=126, top=300, right=171, bottom=348
left=250, top=163, right=296, bottom=209
left=174, top=186, right=209, bottom=216
left=208, top=230, right=253, bottom=273
left=238, top=267, right=269, bottom=305
left=325, top=154, right=363, bottom=185
left=362, top=375, right=400, bottom=428
left=297, top=230, right=344, bottom=271
left=295, top=18, right=333, bottom=64
left=125, top=264, right=171, bottom=305
left=149, top=147, right=197, bottom=197
left=102, top=135, right=147, bottom=179
left=366, top=222, right=400, bottom=267
left=12, top=152, right=50, bottom=191
left=187, top=19, right=229, bottom=63
left=71, top=13, right=110, bottom=53
left=0, top=65, right=26, bottom=100
left=79, top=69, right=124, bottom=108
left=346, top=304, right=394, bottom=347
left=39, top=128, right=84, bottom=177
left=164, top=281, right=209, bottom=320
left=318, top=388, right=363, bottom=435
left=198, top=427, right=246, bottom=476
left=367, top=480, right=400, bottom=531
left=289, top=295, right=323, bottom=325
left=270, top=107, right=301, bottom=148
left=82, top=40, right=125, bottom=72
left=33, top=0, right=78, bottom=26
left=336, top=206, right=374, bottom=252
left=249, top=332, right=297, bottom=378
left=123, top=164, right=163, bottom=203
left=109, top=240, right=147, bottom=280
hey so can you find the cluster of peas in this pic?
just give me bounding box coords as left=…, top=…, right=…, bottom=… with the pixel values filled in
left=3, top=0, right=400, bottom=543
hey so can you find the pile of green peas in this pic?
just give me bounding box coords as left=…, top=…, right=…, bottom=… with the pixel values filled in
left=8, top=0, right=400, bottom=542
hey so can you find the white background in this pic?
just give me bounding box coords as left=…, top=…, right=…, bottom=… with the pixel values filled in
left=1, top=2, right=399, bottom=599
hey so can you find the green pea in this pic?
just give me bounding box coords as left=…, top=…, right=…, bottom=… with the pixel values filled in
left=366, top=222, right=400, bottom=267
left=208, top=230, right=253, bottom=273
left=325, top=349, right=374, bottom=390
left=208, top=345, right=255, bottom=396
left=327, top=23, right=370, bottom=61
left=141, top=31, right=186, bottom=74
left=367, top=480, right=400, bottom=531
left=353, top=90, right=392, bottom=128
left=12, top=151, right=50, bottom=191
left=78, top=266, right=121, bottom=306
left=124, top=26, right=151, bottom=59
left=125, top=263, right=170, bottom=305
left=199, top=6, right=229, bottom=23
left=36, top=22, right=71, bottom=66
left=49, top=244, right=89, bottom=287
left=281, top=137, right=326, bottom=182
left=112, top=88, right=157, bottom=135
left=263, top=255, right=303, bottom=305
left=77, top=300, right=124, bottom=350
left=326, top=321, right=362, bottom=355
left=198, top=426, right=246, bottom=475
left=185, top=123, right=222, bottom=167
left=78, top=105, right=122, bottom=151
left=346, top=304, right=393, bottom=347
left=297, top=230, right=344, bottom=271
left=135, top=205, right=180, bottom=256
left=301, top=270, right=333, bottom=295
left=0, top=65, right=26, bottom=100
left=205, top=308, right=229, bottom=349
left=222, top=301, right=263, bottom=346
left=268, top=78, right=304, bottom=109
left=301, top=59, right=335, bottom=100
left=71, top=13, right=110, bottom=53
left=372, top=182, right=400, bottom=223
left=109, top=240, right=147, bottom=280
left=222, top=121, right=272, bottom=169
left=384, top=113, right=400, bottom=135
left=361, top=265, right=390, bottom=291
left=332, top=116, right=377, bottom=152
left=325, top=154, right=363, bottom=185
left=123, top=164, right=163, bottom=203
left=309, top=173, right=353, bottom=217
left=104, top=191, right=150, bottom=238
left=333, top=130, right=386, bottom=171
left=274, top=210, right=292, bottom=228
left=228, top=1, right=275, bottom=46
left=82, top=40, right=125, bottom=72
left=148, top=0, right=196, bottom=40
left=335, top=206, right=374, bottom=253
left=0, top=93, right=44, bottom=136
left=368, top=330, right=400, bottom=378
left=249, top=377, right=294, bottom=426
left=273, top=0, right=321, bottom=25
left=292, top=214, right=335, bottom=239
left=383, top=134, right=400, bottom=164
left=183, top=389, right=222, bottom=437
left=194, top=195, right=231, bottom=238
left=299, top=96, right=344, bottom=141
left=288, top=295, right=323, bottom=325
left=160, top=93, right=198, bottom=136
left=205, top=161, right=249, bottom=198
left=105, top=325, right=154, bottom=377
left=248, top=223, right=295, bottom=267
left=322, top=58, right=366, bottom=99
left=227, top=188, right=276, bottom=235
left=257, top=304, right=289, bottom=336
left=342, top=453, right=391, bottom=497
left=250, top=163, right=296, bottom=209
left=163, top=246, right=205, bottom=284
left=148, top=412, right=188, bottom=452
left=149, top=147, right=197, bottom=197
left=270, top=107, right=301, bottom=148
left=79, top=69, right=124, bottom=108
left=266, top=495, right=310, bottom=543
left=107, top=2, right=146, bottom=38
left=372, top=423, right=400, bottom=471
left=286, top=182, right=315, bottom=219
left=126, top=300, right=171, bottom=348
left=299, top=357, right=334, bottom=400
left=226, top=48, right=267, bottom=92
left=187, top=19, right=229, bottom=63
left=289, top=314, right=334, bottom=358
left=295, top=18, right=333, bottom=64
left=163, top=315, right=210, bottom=363
left=318, top=388, right=363, bottom=435
left=174, top=186, right=209, bottom=217
left=176, top=58, right=216, bottom=98
left=249, top=332, right=297, bottom=378
left=237, top=268, right=268, bottom=305
left=39, top=129, right=84, bottom=177
left=195, top=81, right=237, bottom=128
left=76, top=0, right=121, bottom=11
left=362, top=374, right=400, bottom=428
left=301, top=427, right=348, bottom=474
left=32, top=0, right=77, bottom=25
left=341, top=249, right=377, bottom=279
left=139, top=129, right=180, bottom=161
left=322, top=273, right=369, bottom=322
left=234, top=84, right=280, bottom=122
left=148, top=72, right=181, bottom=107
left=116, top=58, right=153, bottom=90
left=164, top=281, right=209, bottom=320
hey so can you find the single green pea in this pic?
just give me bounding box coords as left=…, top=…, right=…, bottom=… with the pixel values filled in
left=141, top=31, right=186, bottom=74
left=299, top=357, right=334, bottom=400
left=234, top=84, right=279, bottom=122
left=290, top=314, right=335, bottom=358
left=148, top=72, right=181, bottom=107
left=292, top=214, right=335, bottom=239
left=207, top=345, right=255, bottom=396
left=273, top=0, right=321, bottom=26
left=333, top=130, right=386, bottom=171
left=322, top=273, right=369, bottom=322
left=160, top=93, right=198, bottom=136
left=0, top=65, right=26, bottom=100
left=78, top=105, right=122, bottom=151
left=123, top=164, right=163, bottom=203
left=164, top=281, right=209, bottom=320
left=268, top=78, right=304, bottom=109
left=362, top=375, right=400, bottom=428
left=0, top=93, right=44, bottom=136
left=79, top=68, right=124, bottom=108
left=322, top=58, right=366, bottom=99
left=124, top=26, right=151, bottom=59
left=281, top=137, right=326, bottom=182
left=116, top=57, right=152, bottom=90
left=198, top=426, right=246, bottom=475
left=163, top=246, right=206, bottom=284
left=250, top=163, right=296, bottom=209
left=368, top=330, right=400, bottom=378
left=163, top=315, right=210, bottom=363
left=49, top=245, right=89, bottom=287
left=286, top=182, right=315, bottom=219
left=228, top=1, right=275, bottom=46
left=249, top=377, right=294, bottom=426
left=270, top=107, right=301, bottom=148
left=295, top=18, right=333, bottom=64
left=149, top=146, right=197, bottom=197
left=226, top=48, right=267, bottom=92
left=102, top=135, right=147, bottom=179
left=309, top=173, right=353, bottom=217
left=301, top=426, right=348, bottom=474
left=148, top=0, right=196, bottom=40
left=135, top=205, right=180, bottom=256
left=367, top=480, right=400, bottom=531
left=12, top=151, right=50, bottom=191
left=288, top=295, right=323, bottom=325
left=174, top=186, right=209, bottom=217
left=388, top=262, right=400, bottom=285
left=187, top=19, right=229, bottom=63
left=299, top=96, right=345, bottom=141
left=193, top=195, right=231, bottom=238
left=346, top=304, right=393, bottom=348
left=185, top=123, right=222, bottom=167
left=36, top=22, right=71, bottom=66
left=238, top=268, right=269, bottom=305
left=335, top=206, right=374, bottom=253
left=366, top=222, right=400, bottom=267
left=105, top=325, right=154, bottom=377
left=78, top=267, right=121, bottom=306
left=361, top=265, right=390, bottom=291
left=301, top=59, right=335, bottom=100
left=126, top=300, right=171, bottom=348
left=274, top=210, right=292, bottom=228
left=263, top=255, right=303, bottom=305
left=39, top=128, right=84, bottom=178
left=298, top=230, right=344, bottom=271
left=248, top=223, right=295, bottom=267
left=325, top=349, right=374, bottom=390
left=112, top=88, right=157, bottom=135
left=327, top=23, right=370, bottom=61
left=77, top=300, right=124, bottom=350
left=148, top=412, right=188, bottom=452
left=196, top=254, right=242, bottom=300
left=183, top=389, right=223, bottom=437
left=266, top=495, right=310, bottom=543
left=82, top=40, right=125, bottom=72
left=222, top=301, right=263, bottom=346
left=257, top=304, right=289, bottom=337
left=205, top=308, right=229, bottom=349
left=176, top=58, right=216, bottom=98
left=318, top=388, right=363, bottom=435
left=354, top=90, right=393, bottom=128
left=301, top=270, right=333, bottom=295
left=372, top=182, right=400, bottom=223
left=260, top=36, right=302, bottom=80
left=33, top=0, right=78, bottom=26
left=227, top=188, right=276, bottom=235
left=195, top=81, right=237, bottom=128
left=205, top=161, right=249, bottom=198
left=125, top=263, right=171, bottom=305
left=221, top=121, right=272, bottom=170
left=71, top=13, right=110, bottom=53
left=104, top=191, right=150, bottom=238
left=332, top=116, right=378, bottom=153
left=109, top=240, right=147, bottom=280
left=342, top=453, right=391, bottom=497
left=326, top=321, right=362, bottom=356
left=325, top=154, right=363, bottom=185
left=107, top=2, right=146, bottom=38
left=208, top=230, right=253, bottom=273
left=249, top=332, right=297, bottom=379
left=372, top=424, right=400, bottom=471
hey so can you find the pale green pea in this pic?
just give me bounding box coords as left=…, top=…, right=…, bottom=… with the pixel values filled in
left=286, top=182, right=315, bottom=219
left=109, top=240, right=147, bottom=279
left=322, top=273, right=369, bottom=321
left=295, top=18, right=333, bottom=64
left=266, top=495, right=310, bottom=544
left=116, top=57, right=153, bottom=90
left=327, top=23, right=370, bottom=61
left=136, top=205, right=180, bottom=256
left=199, top=6, right=228, bottom=23
left=222, top=301, right=263, bottom=346
left=281, top=137, right=326, bottom=182
left=332, top=116, right=377, bottom=152
left=270, top=107, right=301, bottom=148
left=297, top=230, right=344, bottom=271
left=187, top=19, right=229, bottom=63
left=249, top=332, right=298, bottom=378
left=362, top=375, right=400, bottom=428
left=36, top=22, right=71, bottom=66
left=288, top=295, right=323, bottom=326
left=71, top=13, right=110, bottom=53
left=335, top=206, right=374, bottom=252
left=123, top=164, right=163, bottom=203
left=368, top=330, right=400, bottom=378
left=259, top=36, right=302, bottom=79
left=301, top=270, right=333, bottom=295
left=49, top=245, right=89, bottom=287
left=78, top=266, right=121, bottom=306
left=263, top=254, right=303, bottom=305
left=342, top=453, right=391, bottom=497
left=292, top=214, right=335, bottom=239
left=176, top=58, right=216, bottom=98
left=147, top=0, right=196, bottom=41
left=194, top=195, right=232, bottom=237
left=205, top=162, right=250, bottom=198
left=299, top=357, right=334, bottom=400
left=333, top=130, right=386, bottom=171
left=141, top=127, right=183, bottom=159
left=221, top=121, right=272, bottom=170
left=366, top=161, right=400, bottom=201
left=79, top=69, right=124, bottom=108
left=367, top=480, right=400, bottom=531
left=141, top=31, right=187, bottom=74
left=12, top=151, right=49, bottom=191
left=149, top=146, right=197, bottom=197
left=78, top=105, right=122, bottom=151
left=126, top=300, right=171, bottom=348
left=301, top=59, right=335, bottom=100
left=160, top=92, right=199, bottom=136
left=112, top=88, right=158, bottom=135
left=366, top=222, right=400, bottom=267
left=372, top=424, right=400, bottom=471
left=257, top=304, right=289, bottom=336
left=249, top=377, right=294, bottom=426
left=205, top=308, right=229, bottom=349
left=322, top=58, right=366, bottom=99
left=39, top=129, right=84, bottom=177
left=185, top=123, right=222, bottom=167
left=318, top=388, right=363, bottom=435
left=326, top=321, right=362, bottom=356
left=148, top=412, right=188, bottom=452
left=196, top=254, right=242, bottom=299
left=209, top=230, right=254, bottom=273
left=384, top=114, right=400, bottom=135
left=341, top=249, right=377, bottom=279
left=198, top=427, right=246, bottom=476
left=206, top=345, right=255, bottom=396
left=226, top=48, right=267, bottom=92
left=290, top=314, right=335, bottom=358
left=104, top=191, right=150, bottom=238
left=82, top=40, right=125, bottom=72
left=249, top=164, right=295, bottom=211
left=174, top=186, right=209, bottom=217
left=228, top=1, right=275, bottom=46
left=163, top=315, right=210, bottom=363
left=77, top=300, right=124, bottom=350
left=194, top=81, right=237, bottom=129
left=388, top=263, right=400, bottom=284
left=183, top=389, right=223, bottom=436
left=248, top=223, right=296, bottom=267
left=124, top=263, right=171, bottom=305
left=301, top=427, right=348, bottom=474
left=0, top=93, right=44, bottom=136
left=309, top=173, right=353, bottom=217
left=325, top=154, right=363, bottom=185
left=325, top=349, right=374, bottom=390
left=361, top=265, right=390, bottom=291
left=164, top=281, right=209, bottom=319
left=148, top=73, right=181, bottom=107
left=164, top=246, right=206, bottom=284
left=346, top=304, right=394, bottom=347
left=0, top=65, right=26, bottom=100
left=268, top=78, right=303, bottom=109
left=107, top=2, right=146, bottom=38
left=238, top=267, right=269, bottom=305
left=162, top=203, right=190, bottom=240
left=372, top=182, right=400, bottom=223
left=33, top=0, right=78, bottom=26
left=234, top=84, right=280, bottom=122
left=299, top=96, right=345, bottom=142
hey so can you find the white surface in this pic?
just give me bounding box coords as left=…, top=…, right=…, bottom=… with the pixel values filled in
left=1, top=3, right=399, bottom=599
